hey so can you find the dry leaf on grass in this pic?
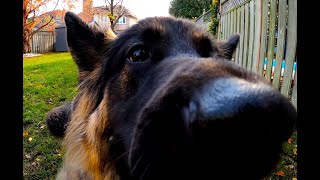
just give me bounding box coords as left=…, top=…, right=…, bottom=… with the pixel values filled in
left=293, top=148, right=297, bottom=155
left=275, top=171, right=285, bottom=176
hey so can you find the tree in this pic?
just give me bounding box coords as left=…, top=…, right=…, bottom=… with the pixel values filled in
left=169, top=0, right=212, bottom=20
left=102, top=0, right=129, bottom=33
left=208, top=0, right=219, bottom=36
left=23, top=0, right=77, bottom=53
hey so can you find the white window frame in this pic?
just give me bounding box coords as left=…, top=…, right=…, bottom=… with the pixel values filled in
left=117, top=16, right=126, bottom=24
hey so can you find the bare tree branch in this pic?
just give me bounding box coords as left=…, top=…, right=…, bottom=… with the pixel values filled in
left=113, top=0, right=123, bottom=9
left=24, top=11, right=37, bottom=27
left=31, top=16, right=54, bottom=35
left=31, top=0, right=60, bottom=35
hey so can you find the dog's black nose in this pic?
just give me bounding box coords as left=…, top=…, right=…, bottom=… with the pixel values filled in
left=180, top=77, right=296, bottom=179
left=186, top=77, right=296, bottom=128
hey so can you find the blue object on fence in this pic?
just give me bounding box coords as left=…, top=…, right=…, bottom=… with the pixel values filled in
left=272, top=59, right=276, bottom=67
left=282, top=61, right=286, bottom=68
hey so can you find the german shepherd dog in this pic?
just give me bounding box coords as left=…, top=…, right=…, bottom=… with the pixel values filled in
left=46, top=12, right=296, bottom=180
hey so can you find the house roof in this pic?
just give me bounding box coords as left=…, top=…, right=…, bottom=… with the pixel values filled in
left=38, top=9, right=67, bottom=21
left=33, top=9, right=67, bottom=31
left=78, top=5, right=138, bottom=20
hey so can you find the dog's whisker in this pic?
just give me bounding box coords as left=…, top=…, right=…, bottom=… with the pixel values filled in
left=139, top=163, right=151, bottom=180
left=109, top=151, right=129, bottom=165
left=130, top=154, right=144, bottom=175
left=128, top=137, right=135, bottom=170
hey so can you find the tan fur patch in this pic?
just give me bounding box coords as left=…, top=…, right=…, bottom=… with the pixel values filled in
left=58, top=90, right=115, bottom=179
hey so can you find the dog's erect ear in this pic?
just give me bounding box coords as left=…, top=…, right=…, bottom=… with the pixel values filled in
left=65, top=12, right=115, bottom=73
left=216, top=34, right=240, bottom=60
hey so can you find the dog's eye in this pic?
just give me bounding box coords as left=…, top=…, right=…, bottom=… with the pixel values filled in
left=127, top=46, right=150, bottom=62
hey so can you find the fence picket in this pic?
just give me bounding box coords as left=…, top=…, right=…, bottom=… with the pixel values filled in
left=272, top=0, right=287, bottom=89
left=266, top=0, right=277, bottom=81
left=247, top=0, right=255, bottom=70
left=280, top=0, right=297, bottom=97
left=31, top=31, right=55, bottom=54
left=242, top=3, right=249, bottom=68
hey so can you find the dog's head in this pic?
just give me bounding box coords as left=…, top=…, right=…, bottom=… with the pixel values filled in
left=46, top=12, right=296, bottom=180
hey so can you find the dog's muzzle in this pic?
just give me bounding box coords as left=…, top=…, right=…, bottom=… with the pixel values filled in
left=129, top=58, right=297, bottom=180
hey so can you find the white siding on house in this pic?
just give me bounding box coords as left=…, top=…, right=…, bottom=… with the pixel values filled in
left=94, top=14, right=99, bottom=22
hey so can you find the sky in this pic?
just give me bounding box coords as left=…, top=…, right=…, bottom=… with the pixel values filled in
left=46, top=0, right=172, bottom=19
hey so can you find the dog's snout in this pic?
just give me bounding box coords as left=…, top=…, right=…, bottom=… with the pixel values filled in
left=177, top=77, right=297, bottom=178
left=196, top=78, right=292, bottom=120
left=186, top=77, right=296, bottom=139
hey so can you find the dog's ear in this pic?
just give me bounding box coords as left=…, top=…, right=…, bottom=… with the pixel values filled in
left=216, top=34, right=240, bottom=60
left=64, top=12, right=115, bottom=74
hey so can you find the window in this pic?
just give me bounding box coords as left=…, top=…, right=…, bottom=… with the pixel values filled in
left=94, top=15, right=99, bottom=22
left=103, top=16, right=108, bottom=23
left=117, top=16, right=126, bottom=24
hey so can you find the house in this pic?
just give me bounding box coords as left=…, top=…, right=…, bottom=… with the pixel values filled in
left=32, top=9, right=67, bottom=32
left=79, top=0, right=138, bottom=34
left=34, top=0, right=138, bottom=34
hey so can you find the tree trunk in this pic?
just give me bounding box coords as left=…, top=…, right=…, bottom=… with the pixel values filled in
left=23, top=24, right=32, bottom=54
left=110, top=22, right=116, bottom=32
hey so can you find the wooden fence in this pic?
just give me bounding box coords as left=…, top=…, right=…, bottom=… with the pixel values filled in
left=31, top=31, right=55, bottom=54
left=217, top=0, right=297, bottom=107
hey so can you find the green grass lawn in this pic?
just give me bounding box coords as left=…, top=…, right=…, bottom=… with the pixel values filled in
left=23, top=52, right=78, bottom=179
left=23, top=52, right=297, bottom=180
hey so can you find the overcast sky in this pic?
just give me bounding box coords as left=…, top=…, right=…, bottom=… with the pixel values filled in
left=45, top=0, right=172, bottom=19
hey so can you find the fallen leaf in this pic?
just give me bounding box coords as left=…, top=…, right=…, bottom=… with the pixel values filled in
left=35, top=157, right=40, bottom=162
left=292, top=178, right=297, bottom=180
left=25, top=154, right=31, bottom=159
left=293, top=148, right=297, bottom=155
left=28, top=137, right=33, bottom=142
left=40, top=125, right=45, bottom=129
left=275, top=171, right=285, bottom=176
left=288, top=165, right=295, bottom=169
left=287, top=138, right=292, bottom=144
left=23, top=132, right=29, bottom=137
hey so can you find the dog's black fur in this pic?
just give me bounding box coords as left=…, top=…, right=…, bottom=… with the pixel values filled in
left=46, top=12, right=296, bottom=180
